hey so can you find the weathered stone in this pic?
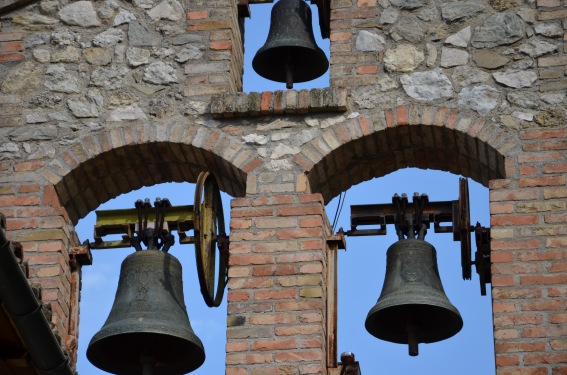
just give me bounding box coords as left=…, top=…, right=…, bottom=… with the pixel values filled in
left=51, top=46, right=80, bottom=63
left=40, top=0, right=60, bottom=15
left=384, top=44, right=424, bottom=72
left=148, top=97, right=173, bottom=118
left=58, top=1, right=101, bottom=27
left=472, top=50, right=509, bottom=69
left=10, top=125, right=58, bottom=141
left=389, top=0, right=427, bottom=9
left=97, top=0, right=119, bottom=19
left=513, top=111, right=534, bottom=122
left=13, top=13, right=59, bottom=30
left=108, top=90, right=139, bottom=109
left=186, top=101, right=208, bottom=116
left=28, top=144, right=56, bottom=160
left=147, top=0, right=183, bottom=21
left=426, top=23, right=448, bottom=42
left=0, top=143, right=20, bottom=158
left=376, top=75, right=398, bottom=91
left=391, top=13, right=425, bottom=43
left=114, top=9, right=136, bottom=26
left=243, top=134, right=268, bottom=145
left=175, top=45, right=205, bottom=62
left=142, top=61, right=178, bottom=85
left=126, top=47, right=151, bottom=67
left=493, top=70, right=538, bottom=88
left=490, top=0, right=519, bottom=11
left=67, top=98, right=98, bottom=118
left=534, top=23, right=563, bottom=38
left=400, top=70, right=454, bottom=101
left=471, top=12, right=525, bottom=49
left=271, top=144, right=300, bottom=159
left=379, top=7, right=398, bottom=24
left=441, top=1, right=484, bottom=22
left=25, top=33, right=50, bottom=48
left=172, top=34, right=204, bottom=45
left=92, top=28, right=124, bottom=47
left=440, top=47, right=469, bottom=67
left=26, top=113, right=48, bottom=123
left=417, top=6, right=439, bottom=21
left=540, top=92, right=565, bottom=105
left=425, top=43, right=437, bottom=67
left=128, top=20, right=161, bottom=47
left=30, top=93, right=63, bottom=108
left=44, top=65, right=80, bottom=94
left=51, top=29, right=78, bottom=46
left=355, top=30, right=386, bottom=52
left=90, top=66, right=129, bottom=90
left=445, top=26, right=471, bottom=47
left=457, top=85, right=500, bottom=115
left=133, top=0, right=154, bottom=9
left=500, top=114, right=521, bottom=130
left=507, top=92, right=540, bottom=109
left=517, top=8, right=536, bottom=24
left=83, top=47, right=113, bottom=65
left=108, top=104, right=148, bottom=121
left=33, top=49, right=50, bottom=63
left=534, top=108, right=567, bottom=127
left=518, top=38, right=558, bottom=58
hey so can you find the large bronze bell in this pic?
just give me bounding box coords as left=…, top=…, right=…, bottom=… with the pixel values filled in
left=252, top=0, right=329, bottom=89
left=87, top=250, right=205, bottom=375
left=365, top=239, right=463, bottom=356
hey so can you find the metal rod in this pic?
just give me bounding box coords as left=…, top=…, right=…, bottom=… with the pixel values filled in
left=285, top=49, right=293, bottom=89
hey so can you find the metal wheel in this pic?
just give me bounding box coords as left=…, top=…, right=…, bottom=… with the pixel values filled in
left=194, top=171, right=229, bottom=307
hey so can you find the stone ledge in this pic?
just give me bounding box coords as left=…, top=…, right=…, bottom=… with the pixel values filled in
left=210, top=87, right=348, bottom=118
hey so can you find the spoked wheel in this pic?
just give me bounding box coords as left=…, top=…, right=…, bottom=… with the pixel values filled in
left=194, top=171, right=229, bottom=307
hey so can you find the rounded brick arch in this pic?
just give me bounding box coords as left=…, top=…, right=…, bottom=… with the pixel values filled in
left=40, top=123, right=258, bottom=224
left=294, top=106, right=518, bottom=202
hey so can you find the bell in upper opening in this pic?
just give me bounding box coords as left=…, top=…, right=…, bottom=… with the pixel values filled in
left=365, top=238, right=463, bottom=356
left=252, top=0, right=329, bottom=89
left=87, top=250, right=205, bottom=375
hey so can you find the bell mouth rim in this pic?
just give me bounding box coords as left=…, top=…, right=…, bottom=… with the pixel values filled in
left=87, top=331, right=205, bottom=375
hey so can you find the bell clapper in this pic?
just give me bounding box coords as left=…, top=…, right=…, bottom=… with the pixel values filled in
left=406, top=320, right=419, bottom=357
left=141, top=353, right=156, bottom=375
left=285, top=49, right=293, bottom=89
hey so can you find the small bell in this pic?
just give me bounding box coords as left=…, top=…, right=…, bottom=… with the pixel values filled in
left=365, top=238, right=463, bottom=356
left=252, top=0, right=329, bottom=89
left=87, top=250, right=205, bottom=374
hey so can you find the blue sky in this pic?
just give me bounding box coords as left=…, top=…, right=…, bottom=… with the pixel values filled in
left=75, top=3, right=495, bottom=374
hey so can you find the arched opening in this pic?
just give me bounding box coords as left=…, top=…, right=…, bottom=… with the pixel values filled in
left=75, top=181, right=232, bottom=375
left=243, top=1, right=330, bottom=93
left=326, top=168, right=495, bottom=374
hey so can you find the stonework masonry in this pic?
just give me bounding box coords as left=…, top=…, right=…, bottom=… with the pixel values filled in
left=0, top=0, right=565, bottom=373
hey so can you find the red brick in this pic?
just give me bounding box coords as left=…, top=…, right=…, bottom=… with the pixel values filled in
left=254, top=289, right=296, bottom=300
left=226, top=341, right=248, bottom=352
left=210, top=41, right=231, bottom=50
left=495, top=341, right=546, bottom=353
left=299, top=217, right=322, bottom=228
left=274, top=350, right=322, bottom=362
left=253, top=265, right=296, bottom=276
left=276, top=228, right=323, bottom=240
left=385, top=108, right=395, bottom=128
left=493, top=302, right=516, bottom=313
left=1, top=41, right=23, bottom=52
left=496, top=355, right=520, bottom=367
left=491, top=215, right=539, bottom=226
left=491, top=239, right=540, bottom=250
left=499, top=369, right=547, bottom=375
left=249, top=313, right=296, bottom=325
left=228, top=291, right=250, bottom=302
left=330, top=32, right=351, bottom=41
left=521, top=300, right=566, bottom=311
left=230, top=254, right=275, bottom=266
left=0, top=196, right=40, bottom=206
left=521, top=274, right=567, bottom=285
left=494, top=313, right=544, bottom=327
left=0, top=52, right=25, bottom=63
left=550, top=313, right=567, bottom=323
left=251, top=338, right=297, bottom=351
left=0, top=32, right=26, bottom=41
left=274, top=324, right=321, bottom=336
left=519, top=176, right=566, bottom=187
left=186, top=10, right=208, bottom=19
left=356, top=65, right=377, bottom=75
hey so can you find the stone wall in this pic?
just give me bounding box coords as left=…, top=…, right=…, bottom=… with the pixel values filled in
left=0, top=0, right=565, bottom=373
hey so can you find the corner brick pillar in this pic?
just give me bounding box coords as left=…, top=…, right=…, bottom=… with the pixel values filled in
left=489, top=128, right=567, bottom=374
left=226, top=191, right=332, bottom=375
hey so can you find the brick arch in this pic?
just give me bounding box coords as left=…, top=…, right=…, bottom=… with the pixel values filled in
left=40, top=124, right=259, bottom=224
left=293, top=106, right=518, bottom=202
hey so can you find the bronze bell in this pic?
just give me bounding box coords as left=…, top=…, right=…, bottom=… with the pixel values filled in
left=252, top=0, right=329, bottom=89
left=87, top=250, right=205, bottom=375
left=365, top=239, right=463, bottom=356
